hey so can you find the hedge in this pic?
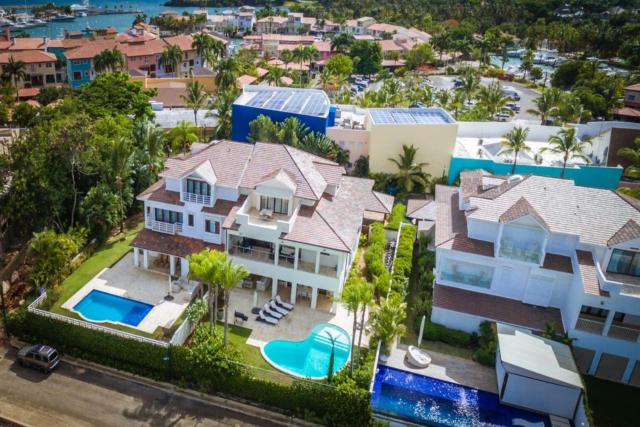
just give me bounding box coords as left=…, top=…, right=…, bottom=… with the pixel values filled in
left=8, top=310, right=371, bottom=426
left=364, top=222, right=386, bottom=279
left=392, top=224, right=416, bottom=281
left=422, top=320, right=475, bottom=348
left=386, top=204, right=406, bottom=231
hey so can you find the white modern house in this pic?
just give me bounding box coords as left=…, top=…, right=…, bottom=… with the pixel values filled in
left=132, top=140, right=393, bottom=311
left=432, top=170, right=640, bottom=386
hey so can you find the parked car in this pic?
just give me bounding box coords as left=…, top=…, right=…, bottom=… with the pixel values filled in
left=502, top=86, right=521, bottom=101
left=506, top=102, right=520, bottom=112
left=17, top=344, right=60, bottom=373
left=496, top=112, right=511, bottom=122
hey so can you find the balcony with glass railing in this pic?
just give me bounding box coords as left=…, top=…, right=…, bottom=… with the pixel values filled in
left=182, top=192, right=212, bottom=205
left=228, top=237, right=275, bottom=264
left=498, top=225, right=545, bottom=264
left=440, top=259, right=494, bottom=289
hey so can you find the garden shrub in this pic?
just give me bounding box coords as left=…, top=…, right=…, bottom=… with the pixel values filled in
left=386, top=204, right=406, bottom=230
left=473, top=321, right=497, bottom=367
left=365, top=222, right=387, bottom=279
left=422, top=320, right=474, bottom=348
left=392, top=224, right=416, bottom=281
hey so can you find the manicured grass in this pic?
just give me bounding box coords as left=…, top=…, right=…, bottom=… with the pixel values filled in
left=400, top=334, right=475, bottom=360
left=220, top=322, right=276, bottom=372
left=584, top=375, right=640, bottom=427
left=49, top=222, right=143, bottom=314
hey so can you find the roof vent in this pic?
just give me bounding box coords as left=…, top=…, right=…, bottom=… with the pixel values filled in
left=507, top=174, right=523, bottom=184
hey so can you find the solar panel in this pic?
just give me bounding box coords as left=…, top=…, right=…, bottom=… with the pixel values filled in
left=370, top=108, right=453, bottom=124
left=247, top=91, right=271, bottom=107
left=264, top=91, right=291, bottom=110
left=302, top=93, right=328, bottom=116
left=283, top=92, right=307, bottom=113
left=391, top=111, right=416, bottom=124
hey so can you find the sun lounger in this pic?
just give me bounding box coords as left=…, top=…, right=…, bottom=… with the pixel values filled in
left=405, top=345, right=431, bottom=368
left=275, top=295, right=294, bottom=311
left=263, top=302, right=284, bottom=319
left=269, top=299, right=289, bottom=316
left=256, top=310, right=278, bottom=325
left=234, top=311, right=248, bottom=324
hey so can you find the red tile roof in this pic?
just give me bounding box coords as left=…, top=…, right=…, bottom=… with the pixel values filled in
left=202, top=195, right=246, bottom=216
left=433, top=284, right=565, bottom=333
left=607, top=219, right=640, bottom=247
left=131, top=228, right=223, bottom=258
left=499, top=196, right=549, bottom=229
left=163, top=35, right=195, bottom=52
left=0, top=50, right=56, bottom=64
left=64, top=40, right=118, bottom=60
left=120, top=38, right=167, bottom=57
left=576, top=250, right=608, bottom=297
left=17, top=87, right=40, bottom=98
left=0, top=37, right=46, bottom=51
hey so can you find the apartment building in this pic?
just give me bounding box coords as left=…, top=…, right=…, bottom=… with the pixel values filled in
left=431, top=170, right=640, bottom=385
left=0, top=50, right=58, bottom=88
left=132, top=140, right=393, bottom=311
left=207, top=8, right=256, bottom=34
left=159, top=35, right=200, bottom=77
left=614, top=83, right=640, bottom=123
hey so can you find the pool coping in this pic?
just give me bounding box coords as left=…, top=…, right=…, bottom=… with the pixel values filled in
left=259, top=322, right=352, bottom=380
left=71, top=289, right=155, bottom=330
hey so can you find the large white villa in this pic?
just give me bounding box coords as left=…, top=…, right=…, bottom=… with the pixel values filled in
left=131, top=140, right=393, bottom=311
left=432, top=170, right=640, bottom=386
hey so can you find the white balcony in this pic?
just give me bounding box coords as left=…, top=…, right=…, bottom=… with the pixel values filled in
left=574, top=316, right=606, bottom=335
left=182, top=192, right=212, bottom=205
left=607, top=324, right=640, bottom=342
left=146, top=218, right=183, bottom=235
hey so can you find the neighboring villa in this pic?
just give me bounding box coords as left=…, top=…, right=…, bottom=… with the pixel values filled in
left=132, top=139, right=393, bottom=311
left=614, top=83, right=640, bottom=123
left=432, top=170, right=640, bottom=386
left=0, top=50, right=58, bottom=88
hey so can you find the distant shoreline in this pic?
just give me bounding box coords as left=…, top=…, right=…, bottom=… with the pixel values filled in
left=163, top=1, right=282, bottom=7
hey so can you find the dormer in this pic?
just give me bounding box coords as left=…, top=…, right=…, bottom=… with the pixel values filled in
left=254, top=168, right=297, bottom=216
left=496, top=197, right=549, bottom=265
left=602, top=220, right=640, bottom=289
left=180, top=161, right=217, bottom=206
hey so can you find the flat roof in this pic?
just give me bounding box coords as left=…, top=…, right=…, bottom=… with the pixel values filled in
left=234, top=85, right=330, bottom=117
left=369, top=107, right=455, bottom=125
left=497, top=323, right=583, bottom=390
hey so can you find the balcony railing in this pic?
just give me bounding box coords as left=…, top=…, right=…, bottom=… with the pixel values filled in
left=574, top=317, right=606, bottom=335
left=441, top=271, right=492, bottom=288
left=278, top=254, right=295, bottom=269
left=229, top=243, right=274, bottom=264
left=146, top=218, right=182, bottom=235
left=499, top=243, right=542, bottom=264
left=182, top=192, right=211, bottom=205
left=298, top=260, right=315, bottom=273
left=318, top=264, right=338, bottom=278
left=607, top=324, right=640, bottom=342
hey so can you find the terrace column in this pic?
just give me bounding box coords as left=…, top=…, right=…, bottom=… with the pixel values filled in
left=622, top=359, right=637, bottom=384
left=310, top=287, right=318, bottom=309
left=293, top=248, right=299, bottom=270
left=133, top=248, right=140, bottom=267
left=588, top=351, right=603, bottom=375
left=143, top=249, right=149, bottom=269
left=602, top=310, right=615, bottom=336
left=291, top=283, right=298, bottom=304
left=273, top=242, right=279, bottom=266
left=272, top=277, right=278, bottom=298
left=181, top=258, right=189, bottom=278
left=315, top=251, right=320, bottom=274
left=169, top=255, right=176, bottom=276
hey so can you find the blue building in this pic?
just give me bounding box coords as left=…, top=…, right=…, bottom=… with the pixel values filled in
left=232, top=86, right=336, bottom=142
left=64, top=40, right=117, bottom=88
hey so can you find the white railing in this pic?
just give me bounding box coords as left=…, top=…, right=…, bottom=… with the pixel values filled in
left=146, top=218, right=182, bottom=235
left=28, top=292, right=169, bottom=347
left=574, top=317, right=605, bottom=335
left=607, top=324, right=640, bottom=342
left=182, top=192, right=212, bottom=205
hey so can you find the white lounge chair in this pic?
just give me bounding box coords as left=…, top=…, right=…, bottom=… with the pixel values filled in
left=269, top=299, right=289, bottom=316
left=275, top=295, right=294, bottom=311
left=257, top=310, right=278, bottom=325
left=405, top=345, right=431, bottom=368
left=263, top=303, right=284, bottom=319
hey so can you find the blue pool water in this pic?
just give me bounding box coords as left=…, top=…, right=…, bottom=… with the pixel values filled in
left=73, top=290, right=153, bottom=327
left=372, top=365, right=551, bottom=427
left=262, top=323, right=351, bottom=379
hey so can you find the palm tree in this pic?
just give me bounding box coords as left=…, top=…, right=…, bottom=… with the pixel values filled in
left=214, top=57, right=241, bottom=93
left=330, top=33, right=354, bottom=54
left=132, top=13, right=147, bottom=26
left=159, top=44, right=184, bottom=77
left=210, top=89, right=236, bottom=139
left=388, top=144, right=430, bottom=195
left=292, top=46, right=305, bottom=87
left=109, top=137, right=133, bottom=233
left=264, top=66, right=285, bottom=86
left=93, top=47, right=124, bottom=73
left=133, top=120, right=165, bottom=188
left=187, top=249, right=225, bottom=333
left=3, top=55, right=27, bottom=88
left=618, top=137, right=640, bottom=179
left=168, top=120, right=199, bottom=155
left=527, top=87, right=561, bottom=125
left=181, top=80, right=209, bottom=129
left=498, top=126, right=531, bottom=174
left=341, top=279, right=363, bottom=376
left=278, top=116, right=309, bottom=147
left=368, top=293, right=407, bottom=356
left=303, top=45, right=320, bottom=84
left=458, top=69, right=480, bottom=103
left=477, top=81, right=511, bottom=119
left=192, top=32, right=213, bottom=65
left=355, top=280, right=373, bottom=367
left=280, top=49, right=293, bottom=71
left=217, top=255, right=249, bottom=346
left=541, top=127, right=591, bottom=178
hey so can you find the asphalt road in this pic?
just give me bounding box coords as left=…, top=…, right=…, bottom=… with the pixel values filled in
left=0, top=347, right=285, bottom=427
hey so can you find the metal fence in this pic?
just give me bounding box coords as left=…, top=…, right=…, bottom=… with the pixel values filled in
left=28, top=292, right=169, bottom=348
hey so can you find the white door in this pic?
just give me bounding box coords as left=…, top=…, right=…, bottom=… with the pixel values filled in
left=523, top=275, right=554, bottom=307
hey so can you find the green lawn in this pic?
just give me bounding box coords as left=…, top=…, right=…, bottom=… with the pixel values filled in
left=220, top=322, right=276, bottom=372
left=584, top=376, right=640, bottom=427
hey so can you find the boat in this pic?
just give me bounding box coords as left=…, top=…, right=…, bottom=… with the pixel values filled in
left=75, top=11, right=87, bottom=17
left=29, top=18, right=47, bottom=27
left=52, top=13, right=75, bottom=21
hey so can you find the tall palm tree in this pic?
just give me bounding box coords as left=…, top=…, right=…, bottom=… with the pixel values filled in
left=159, top=44, right=184, bottom=77
left=181, top=80, right=209, bottom=129
left=388, top=144, right=430, bottom=195
left=93, top=47, right=124, bottom=73
left=292, top=46, right=306, bottom=87
left=210, top=89, right=236, bottom=138
left=109, top=137, right=133, bottom=233
left=217, top=256, right=249, bottom=346
left=192, top=32, right=213, bottom=65
left=132, top=13, right=147, bottom=26
left=214, top=57, right=241, bottom=93
left=498, top=126, right=531, bottom=174
left=264, top=66, right=285, bottom=87
left=168, top=120, right=199, bottom=155
left=341, top=279, right=363, bottom=376
left=133, top=120, right=165, bottom=189
left=368, top=293, right=407, bottom=356
left=541, top=127, right=591, bottom=178
left=330, top=33, right=354, bottom=54
left=458, top=69, right=480, bottom=103
left=187, top=249, right=225, bottom=333
left=303, top=45, right=320, bottom=84
left=3, top=55, right=27, bottom=88
left=477, top=81, right=511, bottom=119
left=280, top=49, right=293, bottom=71
left=527, top=87, right=561, bottom=125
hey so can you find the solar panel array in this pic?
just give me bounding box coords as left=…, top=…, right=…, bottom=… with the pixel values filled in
left=370, top=108, right=454, bottom=125
left=244, top=89, right=329, bottom=116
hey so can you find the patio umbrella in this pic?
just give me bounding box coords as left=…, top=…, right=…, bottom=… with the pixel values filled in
left=253, top=290, right=258, bottom=307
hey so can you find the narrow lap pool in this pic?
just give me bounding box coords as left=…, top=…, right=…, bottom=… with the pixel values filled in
left=261, top=323, right=350, bottom=379
left=372, top=365, right=551, bottom=427
left=73, top=290, right=153, bottom=327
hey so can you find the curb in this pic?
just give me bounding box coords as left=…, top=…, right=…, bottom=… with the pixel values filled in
left=0, top=415, right=27, bottom=427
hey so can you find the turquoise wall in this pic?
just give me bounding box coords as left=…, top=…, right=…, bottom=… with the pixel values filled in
left=448, top=157, right=623, bottom=189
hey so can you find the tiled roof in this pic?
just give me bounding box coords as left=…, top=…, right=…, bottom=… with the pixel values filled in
left=131, top=228, right=223, bottom=258
left=282, top=205, right=350, bottom=252
left=64, top=40, right=118, bottom=60
left=433, top=284, right=565, bottom=333
left=542, top=253, right=573, bottom=274
left=0, top=50, right=56, bottom=64
left=607, top=219, right=640, bottom=246
left=163, top=35, right=195, bottom=51
left=372, top=191, right=394, bottom=213
left=203, top=194, right=246, bottom=216
left=499, top=197, right=549, bottom=230
left=17, top=87, right=40, bottom=98
left=614, top=107, right=640, bottom=118
left=313, top=162, right=345, bottom=186
left=151, top=86, right=187, bottom=108
left=0, top=37, right=46, bottom=51
left=576, top=250, right=608, bottom=297
left=120, top=38, right=167, bottom=57
left=407, top=198, right=435, bottom=220
left=626, top=83, right=640, bottom=91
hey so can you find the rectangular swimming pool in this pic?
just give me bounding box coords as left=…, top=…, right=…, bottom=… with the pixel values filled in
left=371, top=365, right=551, bottom=427
left=73, top=290, right=153, bottom=327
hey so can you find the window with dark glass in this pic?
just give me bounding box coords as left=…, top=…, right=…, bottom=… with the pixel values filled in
left=186, top=179, right=210, bottom=196
left=260, top=196, right=288, bottom=214
left=607, top=249, right=640, bottom=277
left=580, top=305, right=609, bottom=319
left=154, top=208, right=183, bottom=224
left=188, top=214, right=194, bottom=227
left=205, top=219, right=220, bottom=234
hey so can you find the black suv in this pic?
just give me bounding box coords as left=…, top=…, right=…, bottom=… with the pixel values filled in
left=17, top=344, right=60, bottom=373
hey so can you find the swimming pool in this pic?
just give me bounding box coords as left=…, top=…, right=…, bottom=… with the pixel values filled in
left=73, top=290, right=154, bottom=327
left=261, top=323, right=351, bottom=379
left=372, top=365, right=551, bottom=427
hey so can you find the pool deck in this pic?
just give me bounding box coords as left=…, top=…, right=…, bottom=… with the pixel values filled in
left=381, top=341, right=498, bottom=394
left=61, top=253, right=195, bottom=334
